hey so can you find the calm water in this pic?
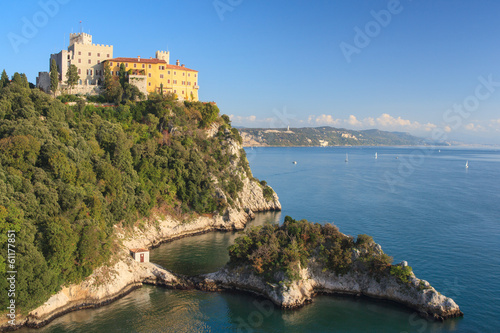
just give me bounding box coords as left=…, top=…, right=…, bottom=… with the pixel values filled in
left=20, top=147, right=500, bottom=333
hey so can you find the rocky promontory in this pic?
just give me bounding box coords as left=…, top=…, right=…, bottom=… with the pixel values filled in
left=197, top=261, right=462, bottom=321
left=195, top=217, right=463, bottom=321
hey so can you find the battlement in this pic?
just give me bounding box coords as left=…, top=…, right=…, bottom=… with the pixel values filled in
left=155, top=50, right=170, bottom=64
left=69, top=32, right=92, bottom=45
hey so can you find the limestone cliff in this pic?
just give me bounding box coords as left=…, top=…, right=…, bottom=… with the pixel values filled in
left=0, top=127, right=280, bottom=331
left=197, top=260, right=463, bottom=321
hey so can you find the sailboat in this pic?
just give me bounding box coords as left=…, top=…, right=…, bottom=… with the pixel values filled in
left=375, top=152, right=378, bottom=159
left=345, top=153, right=348, bottom=163
left=465, top=160, right=469, bottom=169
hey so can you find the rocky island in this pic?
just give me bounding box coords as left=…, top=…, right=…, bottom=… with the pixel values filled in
left=196, top=216, right=463, bottom=321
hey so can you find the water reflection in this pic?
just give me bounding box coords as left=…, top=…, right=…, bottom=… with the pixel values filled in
left=150, top=211, right=281, bottom=276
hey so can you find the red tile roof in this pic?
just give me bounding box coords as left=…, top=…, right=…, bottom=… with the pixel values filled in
left=105, top=57, right=198, bottom=72
left=130, top=248, right=149, bottom=253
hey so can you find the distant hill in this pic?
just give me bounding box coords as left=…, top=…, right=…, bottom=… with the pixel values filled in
left=239, top=127, right=446, bottom=147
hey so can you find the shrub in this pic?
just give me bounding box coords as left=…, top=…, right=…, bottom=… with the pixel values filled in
left=390, top=265, right=413, bottom=283
left=262, top=186, right=274, bottom=201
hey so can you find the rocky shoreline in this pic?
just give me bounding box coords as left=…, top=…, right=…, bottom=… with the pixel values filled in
left=0, top=174, right=281, bottom=332
left=195, top=261, right=463, bottom=322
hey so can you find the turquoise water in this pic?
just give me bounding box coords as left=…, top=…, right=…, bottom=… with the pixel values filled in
left=19, top=147, right=500, bottom=332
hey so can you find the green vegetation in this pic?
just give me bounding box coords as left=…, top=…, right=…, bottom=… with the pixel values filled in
left=228, top=216, right=395, bottom=284
left=50, top=59, right=59, bottom=96
left=65, top=64, right=79, bottom=93
left=239, top=127, right=443, bottom=146
left=0, top=71, right=255, bottom=314
left=390, top=265, right=413, bottom=283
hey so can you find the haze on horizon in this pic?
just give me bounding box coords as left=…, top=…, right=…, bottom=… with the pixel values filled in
left=1, top=0, right=499, bottom=144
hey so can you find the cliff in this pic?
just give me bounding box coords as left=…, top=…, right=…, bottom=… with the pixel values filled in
left=195, top=217, right=463, bottom=322
left=197, top=261, right=462, bottom=321
left=0, top=122, right=280, bottom=331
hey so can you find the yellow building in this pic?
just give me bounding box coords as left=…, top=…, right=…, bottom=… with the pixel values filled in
left=103, top=53, right=199, bottom=101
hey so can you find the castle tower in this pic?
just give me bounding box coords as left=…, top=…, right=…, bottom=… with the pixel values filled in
left=155, top=50, right=170, bottom=64
left=69, top=32, right=92, bottom=46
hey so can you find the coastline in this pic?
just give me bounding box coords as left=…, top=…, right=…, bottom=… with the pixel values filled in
left=0, top=175, right=281, bottom=332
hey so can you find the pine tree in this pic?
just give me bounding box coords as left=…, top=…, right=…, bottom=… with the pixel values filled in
left=65, top=65, right=79, bottom=94
left=50, top=59, right=59, bottom=96
left=20, top=73, right=30, bottom=89
left=0, top=69, right=8, bottom=87
left=11, top=72, right=23, bottom=86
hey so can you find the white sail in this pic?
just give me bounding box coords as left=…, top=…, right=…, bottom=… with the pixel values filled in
left=345, top=153, right=348, bottom=162
left=466, top=160, right=469, bottom=169
left=375, top=152, right=378, bottom=159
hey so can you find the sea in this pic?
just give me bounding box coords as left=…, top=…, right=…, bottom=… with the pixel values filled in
left=19, top=146, right=500, bottom=333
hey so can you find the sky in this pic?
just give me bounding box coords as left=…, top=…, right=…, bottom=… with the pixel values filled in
left=1, top=0, right=500, bottom=144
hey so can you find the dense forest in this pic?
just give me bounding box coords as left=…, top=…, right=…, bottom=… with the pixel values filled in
left=0, top=71, right=254, bottom=314
left=228, top=216, right=413, bottom=285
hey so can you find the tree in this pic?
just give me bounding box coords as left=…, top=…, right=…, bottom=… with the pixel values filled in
left=103, top=64, right=122, bottom=104
left=11, top=72, right=24, bottom=87
left=0, top=69, right=8, bottom=88
left=65, top=64, right=79, bottom=93
left=50, top=59, right=59, bottom=96
left=20, top=73, right=30, bottom=89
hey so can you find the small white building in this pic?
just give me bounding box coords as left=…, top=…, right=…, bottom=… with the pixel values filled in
left=130, top=248, right=149, bottom=263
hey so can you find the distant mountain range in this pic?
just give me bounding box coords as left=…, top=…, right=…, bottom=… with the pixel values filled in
left=238, top=127, right=448, bottom=147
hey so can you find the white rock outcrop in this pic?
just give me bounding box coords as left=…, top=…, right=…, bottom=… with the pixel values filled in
left=198, top=261, right=463, bottom=321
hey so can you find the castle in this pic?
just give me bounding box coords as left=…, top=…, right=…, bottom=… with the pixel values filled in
left=36, top=32, right=199, bottom=101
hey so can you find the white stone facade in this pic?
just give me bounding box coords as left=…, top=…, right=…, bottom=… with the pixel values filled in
left=44, top=33, right=113, bottom=94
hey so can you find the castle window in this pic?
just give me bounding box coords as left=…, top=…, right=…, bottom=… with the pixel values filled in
left=78, top=51, right=81, bottom=55
left=88, top=59, right=91, bottom=64
left=168, top=71, right=170, bottom=74
left=182, top=81, right=185, bottom=85
left=149, top=65, right=152, bottom=69
left=188, top=82, right=191, bottom=85
left=117, top=63, right=120, bottom=67
left=160, top=74, right=164, bottom=79
left=148, top=73, right=152, bottom=78
left=111, top=71, right=114, bottom=75
left=182, top=91, right=184, bottom=94
left=142, top=64, right=145, bottom=68
left=97, top=60, right=100, bottom=64
left=97, top=53, right=100, bottom=57
left=90, top=70, right=93, bottom=75
left=107, top=54, right=110, bottom=58
left=126, top=63, right=128, bottom=68
left=168, top=80, right=170, bottom=84
left=88, top=52, right=91, bottom=56
left=78, top=59, right=81, bottom=63
left=174, top=71, right=176, bottom=75
left=183, top=72, right=185, bottom=76
left=78, top=69, right=81, bottom=74
left=148, top=82, right=151, bottom=86
left=116, top=71, right=120, bottom=76
left=188, top=73, right=190, bottom=77
left=174, top=90, right=176, bottom=93
left=195, top=74, right=197, bottom=77
left=173, top=80, right=177, bottom=84
left=110, top=62, right=113, bottom=66
left=134, top=64, right=136, bottom=68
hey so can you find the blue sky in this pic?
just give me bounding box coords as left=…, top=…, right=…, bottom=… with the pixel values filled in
left=1, top=0, right=500, bottom=143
